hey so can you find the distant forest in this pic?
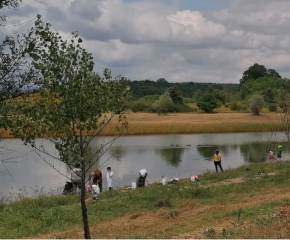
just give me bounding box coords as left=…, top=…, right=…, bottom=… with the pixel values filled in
left=128, top=78, right=239, bottom=99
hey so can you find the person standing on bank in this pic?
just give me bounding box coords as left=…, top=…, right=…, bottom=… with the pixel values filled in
left=277, top=145, right=282, bottom=161
left=214, top=149, right=224, bottom=173
left=106, top=167, right=113, bottom=191
left=71, top=162, right=82, bottom=193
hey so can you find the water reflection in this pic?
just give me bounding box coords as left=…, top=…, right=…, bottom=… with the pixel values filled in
left=154, top=147, right=185, bottom=168
left=196, top=145, right=229, bottom=161
left=240, top=143, right=268, bottom=163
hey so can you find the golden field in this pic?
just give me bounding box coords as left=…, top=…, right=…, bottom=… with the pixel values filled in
left=1, top=112, right=284, bottom=138
left=99, top=112, right=284, bottom=136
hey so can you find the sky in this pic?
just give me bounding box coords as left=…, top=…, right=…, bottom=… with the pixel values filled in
left=2, top=0, right=290, bottom=83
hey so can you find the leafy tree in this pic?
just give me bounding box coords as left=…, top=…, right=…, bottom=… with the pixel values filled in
left=7, top=16, right=130, bottom=239
left=240, top=63, right=268, bottom=85
left=129, top=80, right=238, bottom=99
left=0, top=0, right=38, bottom=143
left=268, top=103, right=277, bottom=112
left=240, top=63, right=282, bottom=86
left=249, top=94, right=264, bottom=115
left=197, top=93, right=218, bottom=113
left=165, top=85, right=184, bottom=105
left=0, top=0, right=21, bottom=22
left=239, top=77, right=285, bottom=100
left=267, top=69, right=282, bottom=79
left=263, top=88, right=276, bottom=103
left=192, top=89, right=203, bottom=102
left=157, top=78, right=167, bottom=83
left=152, top=92, right=173, bottom=115
left=213, top=89, right=226, bottom=104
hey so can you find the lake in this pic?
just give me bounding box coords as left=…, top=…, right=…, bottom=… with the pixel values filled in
left=0, top=131, right=289, bottom=202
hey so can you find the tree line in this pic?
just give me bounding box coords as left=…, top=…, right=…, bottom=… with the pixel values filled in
left=127, top=63, right=290, bottom=115
left=129, top=78, right=238, bottom=99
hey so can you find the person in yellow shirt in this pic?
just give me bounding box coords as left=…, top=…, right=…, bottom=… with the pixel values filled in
left=214, top=149, right=223, bottom=173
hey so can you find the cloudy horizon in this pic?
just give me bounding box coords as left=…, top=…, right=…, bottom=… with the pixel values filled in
left=2, top=0, right=290, bottom=83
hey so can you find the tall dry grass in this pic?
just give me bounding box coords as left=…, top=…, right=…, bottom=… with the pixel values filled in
left=1, top=112, right=284, bottom=138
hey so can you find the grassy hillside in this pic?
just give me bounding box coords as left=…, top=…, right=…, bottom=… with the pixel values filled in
left=1, top=161, right=290, bottom=239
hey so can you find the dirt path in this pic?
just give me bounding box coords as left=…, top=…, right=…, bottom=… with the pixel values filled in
left=32, top=187, right=290, bottom=239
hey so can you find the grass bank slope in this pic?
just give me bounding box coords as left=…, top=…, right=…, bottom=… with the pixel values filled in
left=1, top=162, right=290, bottom=239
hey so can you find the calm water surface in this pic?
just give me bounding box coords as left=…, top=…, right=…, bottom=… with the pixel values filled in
left=0, top=131, right=289, bottom=202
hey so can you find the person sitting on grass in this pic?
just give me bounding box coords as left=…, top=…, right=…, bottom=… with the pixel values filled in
left=214, top=149, right=224, bottom=173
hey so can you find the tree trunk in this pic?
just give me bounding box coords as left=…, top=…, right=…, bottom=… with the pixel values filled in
left=81, top=180, right=91, bottom=239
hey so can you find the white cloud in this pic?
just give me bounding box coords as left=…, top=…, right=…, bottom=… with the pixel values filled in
left=4, top=0, right=290, bottom=83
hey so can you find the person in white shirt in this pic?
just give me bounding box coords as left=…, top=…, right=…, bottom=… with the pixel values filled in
left=71, top=162, right=82, bottom=193
left=137, top=169, right=147, bottom=187
left=106, top=167, right=113, bottom=191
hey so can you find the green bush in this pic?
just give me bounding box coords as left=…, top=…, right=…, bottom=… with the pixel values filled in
left=230, top=102, right=242, bottom=111
left=170, top=103, right=195, bottom=113
left=249, top=94, right=264, bottom=115
left=152, top=93, right=173, bottom=115
left=268, top=103, right=277, bottom=112
left=131, top=101, right=152, bottom=112
left=197, top=93, right=218, bottom=113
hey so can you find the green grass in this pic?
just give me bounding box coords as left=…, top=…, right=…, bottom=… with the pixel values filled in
left=1, top=161, right=290, bottom=238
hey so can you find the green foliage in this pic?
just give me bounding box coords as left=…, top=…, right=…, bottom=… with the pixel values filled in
left=279, top=90, right=290, bottom=111
left=197, top=93, right=218, bottom=113
left=264, top=88, right=276, bottom=103
left=239, top=77, right=285, bottom=101
left=129, top=95, right=159, bottom=112
left=183, top=97, right=195, bottom=104
left=240, top=63, right=281, bottom=86
left=192, top=89, right=203, bottom=102
left=131, top=100, right=152, bottom=113
left=165, top=85, right=184, bottom=105
left=152, top=93, right=173, bottom=115
left=129, top=80, right=238, bottom=99
left=268, top=103, right=277, bottom=112
left=230, top=102, right=243, bottom=111
left=6, top=16, right=131, bottom=239
left=249, top=94, right=264, bottom=115
left=8, top=15, right=130, bottom=147
left=213, top=89, right=226, bottom=104
left=170, top=103, right=196, bottom=113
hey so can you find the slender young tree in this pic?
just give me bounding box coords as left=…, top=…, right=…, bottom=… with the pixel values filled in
left=7, top=15, right=130, bottom=239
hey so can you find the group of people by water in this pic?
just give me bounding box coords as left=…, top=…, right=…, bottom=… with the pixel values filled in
left=67, top=145, right=284, bottom=198
left=214, top=145, right=284, bottom=173
left=69, top=164, right=148, bottom=199
left=268, top=145, right=283, bottom=162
